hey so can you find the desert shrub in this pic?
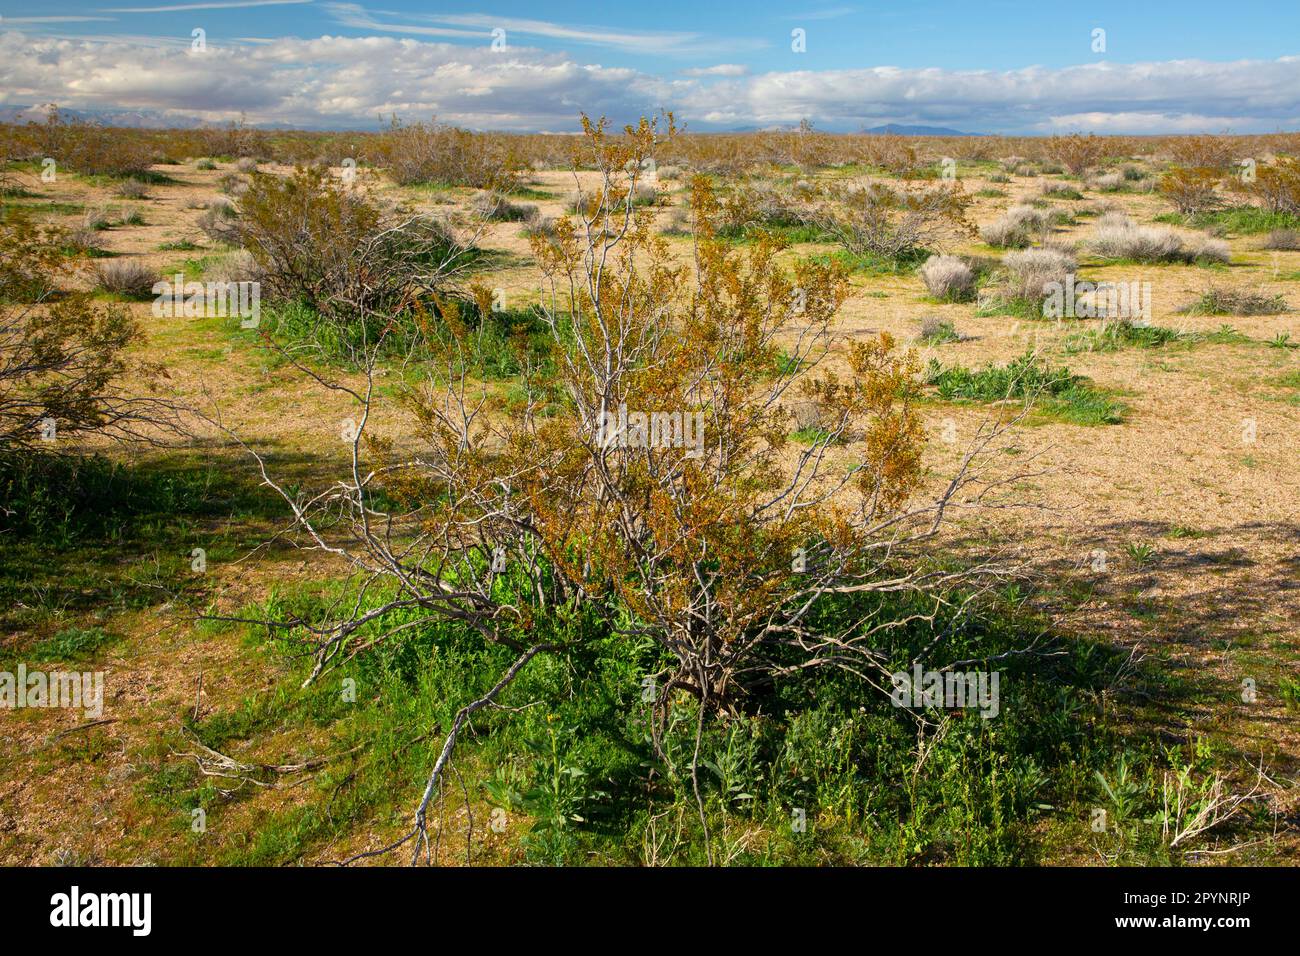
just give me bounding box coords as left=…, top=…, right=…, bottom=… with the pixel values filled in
left=1263, top=229, right=1300, bottom=250
left=1158, top=166, right=1223, bottom=215
left=63, top=226, right=106, bottom=257
left=662, top=205, right=693, bottom=236
left=217, top=172, right=245, bottom=196
left=372, top=116, right=520, bottom=190
left=814, top=179, right=974, bottom=264
left=919, top=254, right=975, bottom=302
left=1240, top=156, right=1300, bottom=215
left=53, top=119, right=155, bottom=177
left=1178, top=287, right=1289, bottom=316
left=718, top=180, right=818, bottom=238
left=1, top=216, right=173, bottom=450
left=981, top=204, right=1051, bottom=248
left=1003, top=247, right=1077, bottom=303
left=93, top=259, right=160, bottom=297
left=197, top=197, right=241, bottom=245
left=116, top=178, right=149, bottom=199
left=1168, top=135, right=1238, bottom=170
left=231, top=118, right=1047, bottom=865
left=236, top=157, right=258, bottom=173
left=470, top=190, right=539, bottom=223
left=1087, top=215, right=1229, bottom=264
left=1089, top=172, right=1124, bottom=192
left=83, top=205, right=115, bottom=231
left=236, top=164, right=473, bottom=325
left=918, top=316, right=961, bottom=344
left=122, top=209, right=145, bottom=227
left=195, top=158, right=217, bottom=171
left=987, top=171, right=1010, bottom=184
left=1045, top=134, right=1107, bottom=175
left=521, top=215, right=560, bottom=242
left=1040, top=181, right=1083, bottom=200
left=205, top=249, right=264, bottom=286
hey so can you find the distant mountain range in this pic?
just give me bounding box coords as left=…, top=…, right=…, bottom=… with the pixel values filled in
left=0, top=104, right=209, bottom=128
left=0, top=104, right=315, bottom=130
left=862, top=124, right=982, bottom=136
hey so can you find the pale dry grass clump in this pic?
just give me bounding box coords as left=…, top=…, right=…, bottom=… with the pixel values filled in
left=919, top=254, right=975, bottom=302
left=218, top=173, right=246, bottom=197
left=1088, top=214, right=1229, bottom=264
left=83, top=205, right=116, bottom=231
left=470, top=190, right=540, bottom=223
left=116, top=178, right=149, bottom=199
left=1262, top=229, right=1300, bottom=251
left=1003, top=246, right=1077, bottom=301
left=93, top=258, right=159, bottom=297
left=1039, top=180, right=1083, bottom=199
left=205, top=248, right=264, bottom=285
left=65, top=227, right=106, bottom=257
left=1089, top=171, right=1124, bottom=192
left=197, top=196, right=240, bottom=244
left=981, top=204, right=1049, bottom=248
left=1179, top=285, right=1289, bottom=316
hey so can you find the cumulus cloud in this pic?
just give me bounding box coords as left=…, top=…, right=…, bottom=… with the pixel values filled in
left=0, top=29, right=1297, bottom=134
left=681, top=64, right=749, bottom=77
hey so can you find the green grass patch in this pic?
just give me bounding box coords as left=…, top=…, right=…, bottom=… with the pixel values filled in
left=1156, top=207, right=1300, bottom=235
left=925, top=352, right=1126, bottom=425
left=1062, top=320, right=1189, bottom=354
left=139, top=569, right=1204, bottom=866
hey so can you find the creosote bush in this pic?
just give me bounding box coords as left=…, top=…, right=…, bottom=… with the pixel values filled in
left=237, top=115, right=1020, bottom=862
left=235, top=163, right=473, bottom=325
left=372, top=116, right=521, bottom=190
left=1158, top=166, right=1223, bottom=215
left=1, top=214, right=175, bottom=451
left=813, top=179, right=974, bottom=264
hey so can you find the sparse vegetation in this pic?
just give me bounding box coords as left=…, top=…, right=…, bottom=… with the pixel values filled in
left=0, top=111, right=1293, bottom=877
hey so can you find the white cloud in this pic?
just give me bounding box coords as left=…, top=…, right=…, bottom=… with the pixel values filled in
left=682, top=64, right=749, bottom=77
left=0, top=30, right=1297, bottom=134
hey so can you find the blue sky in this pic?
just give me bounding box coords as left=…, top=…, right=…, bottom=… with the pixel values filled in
left=1, top=1, right=1298, bottom=132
